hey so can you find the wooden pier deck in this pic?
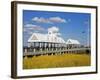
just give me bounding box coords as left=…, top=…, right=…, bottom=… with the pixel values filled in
left=23, top=48, right=90, bottom=56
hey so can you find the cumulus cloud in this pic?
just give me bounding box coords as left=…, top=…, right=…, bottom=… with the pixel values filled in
left=24, top=24, right=45, bottom=31
left=49, top=17, right=66, bottom=23
left=48, top=26, right=62, bottom=36
left=56, top=33, right=61, bottom=36
left=32, top=17, right=51, bottom=23
left=48, top=26, right=59, bottom=33
left=32, top=17, right=66, bottom=23
left=24, top=24, right=35, bottom=27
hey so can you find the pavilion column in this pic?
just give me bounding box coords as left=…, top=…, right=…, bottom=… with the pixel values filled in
left=60, top=43, right=62, bottom=54
left=50, top=43, right=51, bottom=51
left=60, top=43, right=61, bottom=50
left=73, top=44, right=74, bottom=48
left=45, top=42, right=47, bottom=51
left=40, top=42, right=42, bottom=52
left=60, top=43, right=62, bottom=50
left=45, top=42, right=46, bottom=51
left=76, top=44, right=77, bottom=48
left=36, top=42, right=39, bottom=51
left=35, top=42, right=37, bottom=52
left=28, top=42, right=31, bottom=47
left=73, top=45, right=75, bottom=48
left=39, top=42, right=41, bottom=51
left=42, top=42, right=43, bottom=52
left=33, top=47, right=36, bottom=52
left=36, top=42, right=38, bottom=52
left=43, top=42, right=45, bottom=51
left=66, top=44, right=67, bottom=50
left=50, top=43, right=52, bottom=51
left=68, top=45, right=69, bottom=49
left=42, top=42, right=44, bottom=51
left=64, top=44, right=65, bottom=50
left=59, top=43, right=60, bottom=50
left=46, top=42, right=48, bottom=51
left=40, top=42, right=41, bottom=51
left=50, top=43, right=52, bottom=52
left=63, top=44, right=64, bottom=50
left=67, top=45, right=68, bottom=49
left=54, top=43, right=55, bottom=50
left=61, top=43, right=62, bottom=50
left=56, top=43, right=58, bottom=50
left=33, top=42, right=36, bottom=52
left=25, top=48, right=27, bottom=53
left=55, top=43, right=57, bottom=51
left=53, top=43, right=54, bottom=51
left=71, top=44, right=73, bottom=49
left=65, top=44, right=66, bottom=50
left=55, top=44, right=57, bottom=51
left=49, top=43, right=50, bottom=51
left=52, top=43, right=53, bottom=51
left=63, top=44, right=65, bottom=53
left=47, top=43, right=49, bottom=51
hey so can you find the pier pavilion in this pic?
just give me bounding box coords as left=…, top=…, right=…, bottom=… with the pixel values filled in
left=23, top=27, right=90, bottom=57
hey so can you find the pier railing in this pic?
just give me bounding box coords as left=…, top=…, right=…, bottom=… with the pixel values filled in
left=23, top=47, right=90, bottom=57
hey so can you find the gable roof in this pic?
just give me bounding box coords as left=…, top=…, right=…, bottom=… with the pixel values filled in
left=57, top=37, right=65, bottom=43
left=28, top=33, right=80, bottom=44
left=28, top=33, right=47, bottom=42
left=66, top=39, right=80, bottom=44
left=28, top=32, right=65, bottom=43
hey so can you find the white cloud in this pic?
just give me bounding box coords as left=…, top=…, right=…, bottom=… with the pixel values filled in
left=48, top=26, right=62, bottom=36
left=48, top=26, right=59, bottom=33
left=49, top=17, right=66, bottom=23
left=32, top=17, right=66, bottom=23
left=24, top=24, right=45, bottom=31
left=57, top=33, right=61, bottom=36
left=24, top=24, right=36, bottom=27
left=32, top=17, right=51, bottom=23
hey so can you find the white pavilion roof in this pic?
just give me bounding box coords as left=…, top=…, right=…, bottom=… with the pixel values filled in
left=66, top=39, right=80, bottom=44
left=28, top=33, right=65, bottom=43
left=28, top=33, right=47, bottom=42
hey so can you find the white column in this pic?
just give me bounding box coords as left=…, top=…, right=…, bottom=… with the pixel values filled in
left=33, top=48, right=35, bottom=52
left=40, top=42, right=42, bottom=52
left=44, top=42, right=46, bottom=48
left=25, top=48, right=27, bottom=53
left=47, top=43, right=48, bottom=51
left=56, top=43, right=58, bottom=51
left=52, top=43, right=53, bottom=51
left=33, top=42, right=35, bottom=52
left=49, top=43, right=50, bottom=50
left=38, top=42, right=40, bottom=52
left=28, top=42, right=31, bottom=47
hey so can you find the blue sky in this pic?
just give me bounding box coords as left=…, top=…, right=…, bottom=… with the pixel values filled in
left=23, top=10, right=91, bottom=46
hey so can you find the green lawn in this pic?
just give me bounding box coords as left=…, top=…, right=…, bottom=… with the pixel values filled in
left=23, top=53, right=91, bottom=69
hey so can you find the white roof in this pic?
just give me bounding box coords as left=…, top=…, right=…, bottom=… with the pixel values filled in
left=28, top=33, right=47, bottom=42
left=28, top=33, right=65, bottom=43
left=66, top=39, right=80, bottom=44
left=57, top=37, right=65, bottom=43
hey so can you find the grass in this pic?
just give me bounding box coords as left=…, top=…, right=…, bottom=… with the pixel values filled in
left=23, top=53, right=91, bottom=69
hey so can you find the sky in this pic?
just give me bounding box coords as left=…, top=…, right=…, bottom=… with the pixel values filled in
left=23, top=10, right=91, bottom=46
